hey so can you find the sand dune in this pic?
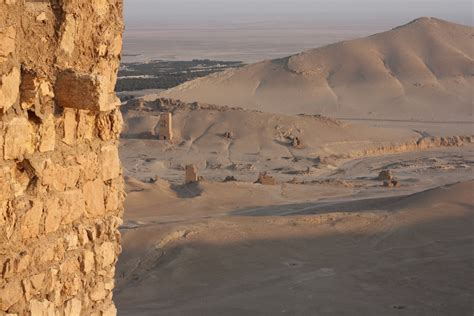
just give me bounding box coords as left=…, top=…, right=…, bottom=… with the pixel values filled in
left=160, top=18, right=474, bottom=120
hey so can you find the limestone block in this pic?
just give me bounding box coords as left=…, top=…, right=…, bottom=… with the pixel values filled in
left=0, top=67, right=20, bottom=112
left=77, top=110, right=96, bottom=141
left=64, top=298, right=82, bottom=316
left=83, top=179, right=106, bottom=217
left=38, top=114, right=56, bottom=152
left=60, top=190, right=86, bottom=225
left=60, top=257, right=78, bottom=275
left=0, top=26, right=15, bottom=63
left=92, top=0, right=109, bottom=16
left=19, top=200, right=43, bottom=239
left=0, top=200, right=15, bottom=240
left=97, top=110, right=123, bottom=141
left=62, top=108, right=77, bottom=145
left=0, top=167, right=12, bottom=200
left=81, top=249, right=95, bottom=273
left=55, top=70, right=118, bottom=112
left=100, top=145, right=120, bottom=181
left=44, top=190, right=85, bottom=233
left=4, top=116, right=35, bottom=160
left=15, top=252, right=31, bottom=272
left=64, top=233, right=78, bottom=250
left=105, top=182, right=121, bottom=212
left=76, top=152, right=99, bottom=181
left=59, top=14, right=77, bottom=56
left=97, top=242, right=116, bottom=268
left=29, top=299, right=55, bottom=316
left=102, top=304, right=117, bottom=316
left=90, top=282, right=107, bottom=302
left=0, top=281, right=22, bottom=310
left=30, top=273, right=45, bottom=292
left=42, top=161, right=80, bottom=192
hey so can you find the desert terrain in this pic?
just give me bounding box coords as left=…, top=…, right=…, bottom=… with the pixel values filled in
left=160, top=18, right=473, bottom=121
left=114, top=18, right=474, bottom=316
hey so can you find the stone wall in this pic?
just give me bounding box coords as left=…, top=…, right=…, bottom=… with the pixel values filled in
left=0, top=0, right=124, bottom=315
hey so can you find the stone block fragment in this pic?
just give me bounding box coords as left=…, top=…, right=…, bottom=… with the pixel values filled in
left=64, top=298, right=82, bottom=316
left=3, top=117, right=35, bottom=160
left=0, top=281, right=22, bottom=310
left=29, top=299, right=55, bottom=316
left=38, top=114, right=56, bottom=152
left=0, top=26, right=15, bottom=63
left=55, top=70, right=119, bottom=112
left=62, top=108, right=77, bottom=145
left=97, top=241, right=116, bottom=268
left=0, top=66, right=20, bottom=112
left=256, top=172, right=277, bottom=185
left=83, top=179, right=106, bottom=217
left=100, top=145, right=120, bottom=181
left=20, top=200, right=43, bottom=239
left=81, top=249, right=95, bottom=273
left=59, top=14, right=77, bottom=56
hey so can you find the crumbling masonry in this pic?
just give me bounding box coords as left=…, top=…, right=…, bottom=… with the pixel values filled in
left=1, top=1, right=124, bottom=315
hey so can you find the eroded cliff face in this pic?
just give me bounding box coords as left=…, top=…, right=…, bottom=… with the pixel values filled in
left=0, top=0, right=124, bottom=315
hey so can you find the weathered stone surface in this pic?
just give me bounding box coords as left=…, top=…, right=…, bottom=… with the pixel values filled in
left=29, top=299, right=55, bottom=316
left=96, top=242, right=116, bottom=268
left=38, top=115, right=56, bottom=152
left=3, top=117, right=35, bottom=160
left=59, top=15, right=77, bottom=56
left=0, top=281, right=22, bottom=310
left=1, top=1, right=124, bottom=314
left=83, top=179, right=106, bottom=217
left=19, top=200, right=43, bottom=239
left=62, top=108, right=77, bottom=145
left=64, top=298, right=82, bottom=316
left=0, top=26, right=16, bottom=63
left=100, top=145, right=121, bottom=181
left=0, top=66, right=20, bottom=111
left=55, top=71, right=118, bottom=112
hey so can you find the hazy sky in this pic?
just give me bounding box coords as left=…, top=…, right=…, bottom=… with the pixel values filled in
left=123, top=0, right=472, bottom=62
left=125, top=0, right=473, bottom=27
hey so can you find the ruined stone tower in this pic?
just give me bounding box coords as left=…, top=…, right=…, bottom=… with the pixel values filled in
left=1, top=1, right=124, bottom=315
left=157, top=112, right=173, bottom=141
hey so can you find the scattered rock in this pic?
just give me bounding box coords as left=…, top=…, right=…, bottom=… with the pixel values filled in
left=256, top=172, right=277, bottom=185
left=377, top=169, right=393, bottom=181
left=223, top=176, right=238, bottom=182
left=223, top=131, right=234, bottom=139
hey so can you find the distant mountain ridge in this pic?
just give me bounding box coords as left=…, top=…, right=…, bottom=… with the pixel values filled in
left=160, top=18, right=474, bottom=121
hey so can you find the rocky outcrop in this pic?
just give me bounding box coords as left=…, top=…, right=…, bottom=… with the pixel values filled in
left=1, top=1, right=123, bottom=315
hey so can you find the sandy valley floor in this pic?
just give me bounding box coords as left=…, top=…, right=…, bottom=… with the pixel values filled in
left=115, top=118, right=473, bottom=315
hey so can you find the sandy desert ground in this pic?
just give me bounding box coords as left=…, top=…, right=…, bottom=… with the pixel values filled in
left=115, top=97, right=473, bottom=315
left=115, top=18, right=474, bottom=316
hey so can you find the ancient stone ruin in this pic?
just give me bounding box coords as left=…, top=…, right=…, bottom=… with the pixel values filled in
left=377, top=170, right=393, bottom=181
left=157, top=112, right=173, bottom=141
left=185, top=164, right=199, bottom=184
left=256, top=172, right=277, bottom=185
left=1, top=1, right=124, bottom=315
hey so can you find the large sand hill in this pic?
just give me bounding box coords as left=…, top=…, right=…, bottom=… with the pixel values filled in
left=160, top=18, right=474, bottom=121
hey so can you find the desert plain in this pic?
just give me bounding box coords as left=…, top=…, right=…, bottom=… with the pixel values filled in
left=114, top=18, right=473, bottom=315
